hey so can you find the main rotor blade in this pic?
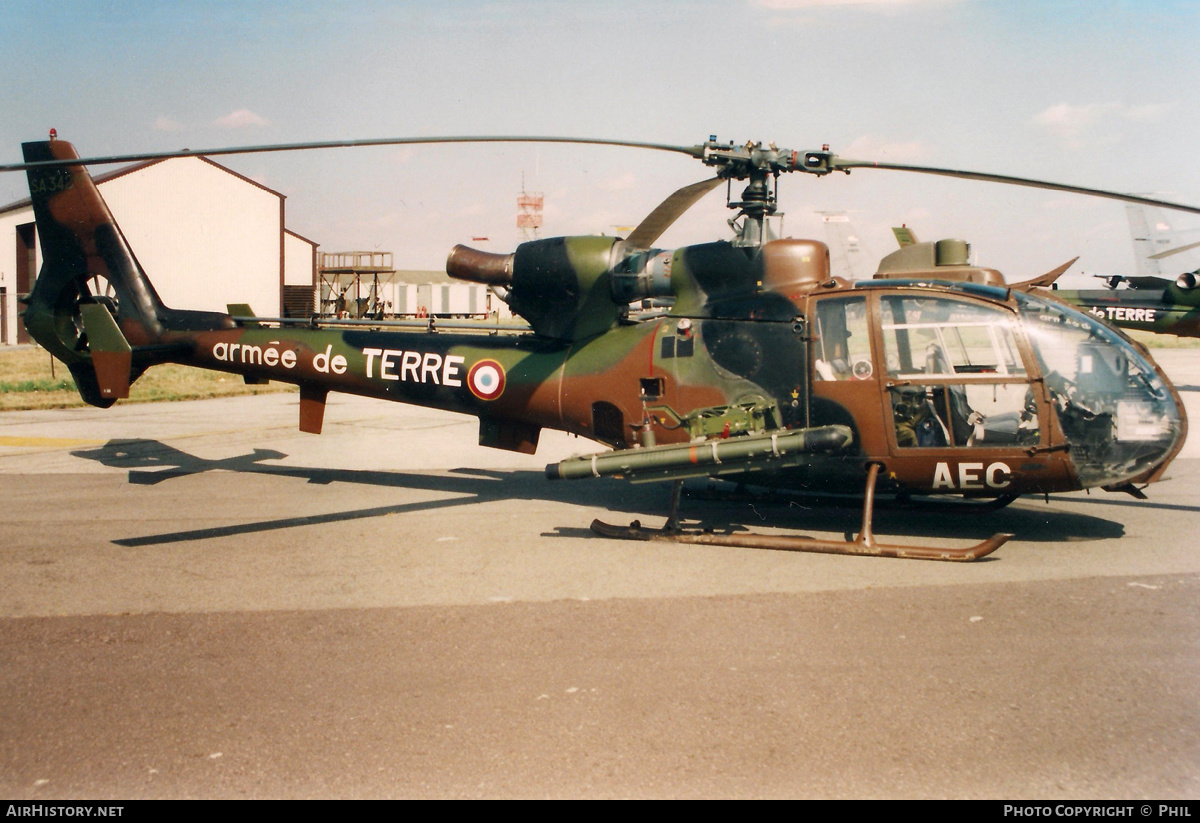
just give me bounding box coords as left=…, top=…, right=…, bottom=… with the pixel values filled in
left=13, top=132, right=1199, bottom=219
left=624, top=176, right=724, bottom=249
left=1148, top=240, right=1200, bottom=260
left=0, top=135, right=706, bottom=173
left=828, top=156, right=1200, bottom=216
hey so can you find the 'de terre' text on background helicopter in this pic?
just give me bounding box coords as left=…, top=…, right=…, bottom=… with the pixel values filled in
left=999, top=203, right=1200, bottom=339
left=1051, top=269, right=1200, bottom=339
left=7, top=134, right=1199, bottom=561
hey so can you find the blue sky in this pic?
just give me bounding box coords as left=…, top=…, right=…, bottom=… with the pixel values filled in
left=3, top=0, right=1198, bottom=281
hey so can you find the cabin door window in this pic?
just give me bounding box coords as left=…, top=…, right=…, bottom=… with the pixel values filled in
left=880, top=295, right=1038, bottom=448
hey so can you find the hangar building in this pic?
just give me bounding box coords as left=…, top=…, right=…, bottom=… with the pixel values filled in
left=0, top=155, right=318, bottom=345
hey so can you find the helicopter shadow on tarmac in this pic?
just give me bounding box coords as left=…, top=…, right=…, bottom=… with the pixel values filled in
left=69, top=438, right=1128, bottom=550
left=70, top=438, right=646, bottom=548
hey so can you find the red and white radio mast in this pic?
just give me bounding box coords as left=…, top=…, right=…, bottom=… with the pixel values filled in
left=516, top=173, right=543, bottom=242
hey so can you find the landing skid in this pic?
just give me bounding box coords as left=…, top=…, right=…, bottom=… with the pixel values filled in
left=686, top=484, right=1020, bottom=514
left=591, top=464, right=1012, bottom=562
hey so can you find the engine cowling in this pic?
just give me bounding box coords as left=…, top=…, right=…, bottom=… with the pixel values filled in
left=449, top=236, right=625, bottom=339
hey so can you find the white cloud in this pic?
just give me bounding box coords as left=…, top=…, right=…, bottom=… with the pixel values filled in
left=755, top=0, right=959, bottom=25
left=598, top=171, right=639, bottom=192
left=385, top=147, right=416, bottom=165
left=1123, top=103, right=1176, bottom=123
left=154, top=115, right=183, bottom=132
left=1033, top=101, right=1176, bottom=148
left=214, top=109, right=270, bottom=129
left=841, top=135, right=929, bottom=162
left=1034, top=102, right=1113, bottom=141
left=457, top=202, right=490, bottom=217
left=901, top=206, right=932, bottom=223
left=755, top=0, right=947, bottom=8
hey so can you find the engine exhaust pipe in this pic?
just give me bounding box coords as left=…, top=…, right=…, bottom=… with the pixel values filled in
left=446, top=245, right=514, bottom=286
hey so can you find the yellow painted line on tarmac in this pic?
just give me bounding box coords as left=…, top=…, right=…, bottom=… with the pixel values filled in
left=0, top=435, right=105, bottom=449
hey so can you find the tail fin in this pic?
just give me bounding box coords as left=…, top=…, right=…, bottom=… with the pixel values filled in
left=892, top=226, right=919, bottom=248
left=21, top=139, right=230, bottom=406
left=1010, top=257, right=1079, bottom=292
left=1127, top=204, right=1170, bottom=278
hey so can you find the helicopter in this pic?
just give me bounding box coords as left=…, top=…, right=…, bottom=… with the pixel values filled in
left=886, top=214, right=1200, bottom=340
left=1049, top=270, right=1200, bottom=339
left=888, top=223, right=1200, bottom=337
left=8, top=134, right=1196, bottom=562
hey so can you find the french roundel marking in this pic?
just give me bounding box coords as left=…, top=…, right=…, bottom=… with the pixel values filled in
left=467, top=359, right=506, bottom=400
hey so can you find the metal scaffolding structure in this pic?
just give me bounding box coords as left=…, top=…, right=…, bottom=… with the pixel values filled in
left=318, top=251, right=397, bottom=318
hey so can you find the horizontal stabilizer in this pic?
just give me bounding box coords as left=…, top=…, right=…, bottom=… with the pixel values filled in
left=227, top=304, right=262, bottom=328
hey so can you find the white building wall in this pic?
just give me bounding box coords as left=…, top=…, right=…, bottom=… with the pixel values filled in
left=99, top=157, right=282, bottom=315
left=386, top=282, right=508, bottom=318
left=394, top=284, right=417, bottom=315
left=284, top=230, right=316, bottom=287
left=0, top=214, right=12, bottom=296
left=444, top=283, right=469, bottom=315
left=0, top=215, right=21, bottom=344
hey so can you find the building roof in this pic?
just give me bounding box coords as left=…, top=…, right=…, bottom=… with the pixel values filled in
left=285, top=227, right=319, bottom=247
left=0, top=154, right=285, bottom=217
left=395, top=269, right=454, bottom=284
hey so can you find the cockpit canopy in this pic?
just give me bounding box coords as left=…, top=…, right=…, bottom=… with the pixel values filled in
left=1014, top=292, right=1183, bottom=487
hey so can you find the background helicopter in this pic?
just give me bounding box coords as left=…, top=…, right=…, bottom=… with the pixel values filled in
left=1000, top=205, right=1200, bottom=339
left=1043, top=269, right=1200, bottom=339
left=8, top=134, right=1198, bottom=561
left=888, top=222, right=1200, bottom=337
left=888, top=217, right=1200, bottom=338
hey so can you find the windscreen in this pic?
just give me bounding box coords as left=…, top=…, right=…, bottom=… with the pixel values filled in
left=1014, top=292, right=1183, bottom=487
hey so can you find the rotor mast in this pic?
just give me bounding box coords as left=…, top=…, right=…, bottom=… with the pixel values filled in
left=701, top=137, right=807, bottom=247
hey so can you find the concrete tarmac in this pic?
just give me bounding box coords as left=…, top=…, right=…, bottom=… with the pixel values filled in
left=1, top=351, right=1199, bottom=798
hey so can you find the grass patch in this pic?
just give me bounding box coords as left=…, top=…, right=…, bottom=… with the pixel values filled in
left=0, top=378, right=77, bottom=393
left=0, top=346, right=296, bottom=411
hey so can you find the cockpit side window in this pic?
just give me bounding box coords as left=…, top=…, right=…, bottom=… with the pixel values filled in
left=813, top=296, right=873, bottom=381
left=881, top=295, right=1038, bottom=448
left=881, top=296, right=1025, bottom=379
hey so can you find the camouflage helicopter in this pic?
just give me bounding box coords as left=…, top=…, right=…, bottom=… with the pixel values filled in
left=8, top=134, right=1197, bottom=561
left=891, top=223, right=1200, bottom=337
left=1050, top=270, right=1200, bottom=339
left=1046, top=203, right=1200, bottom=338
left=890, top=217, right=1200, bottom=340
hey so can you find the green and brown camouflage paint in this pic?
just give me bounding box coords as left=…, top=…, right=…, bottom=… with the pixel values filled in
left=19, top=139, right=1187, bottom=501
